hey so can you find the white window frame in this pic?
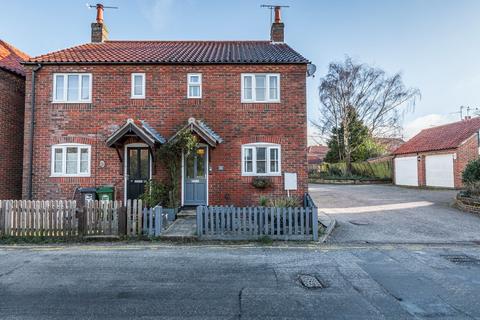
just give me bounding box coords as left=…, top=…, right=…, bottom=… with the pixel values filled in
left=131, top=73, right=146, bottom=99
left=241, top=73, right=280, bottom=103
left=187, top=73, right=202, bottom=99
left=50, top=143, right=91, bottom=177
left=241, top=143, right=281, bottom=176
left=52, top=73, right=92, bottom=103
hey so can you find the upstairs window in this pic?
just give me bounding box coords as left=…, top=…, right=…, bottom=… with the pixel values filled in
left=53, top=73, right=92, bottom=103
left=131, top=73, right=145, bottom=99
left=241, top=74, right=280, bottom=103
left=51, top=144, right=91, bottom=177
left=242, top=143, right=281, bottom=176
left=187, top=73, right=202, bottom=98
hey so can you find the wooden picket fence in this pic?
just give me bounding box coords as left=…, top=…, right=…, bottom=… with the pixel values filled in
left=83, top=200, right=122, bottom=236
left=125, top=200, right=167, bottom=237
left=196, top=205, right=319, bottom=241
left=0, top=200, right=78, bottom=237
left=0, top=199, right=168, bottom=238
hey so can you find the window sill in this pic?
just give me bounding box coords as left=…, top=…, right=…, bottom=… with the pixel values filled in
left=50, top=174, right=91, bottom=178
left=241, top=100, right=281, bottom=104
left=52, top=101, right=92, bottom=104
left=242, top=173, right=282, bottom=177
left=131, top=96, right=145, bottom=100
left=187, top=97, right=202, bottom=99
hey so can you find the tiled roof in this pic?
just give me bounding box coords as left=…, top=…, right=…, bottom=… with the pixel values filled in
left=374, top=137, right=405, bottom=154
left=28, top=40, right=308, bottom=64
left=307, top=145, right=328, bottom=164
left=0, top=40, right=29, bottom=76
left=393, top=117, right=480, bottom=155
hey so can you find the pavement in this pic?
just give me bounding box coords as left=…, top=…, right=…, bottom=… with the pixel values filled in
left=309, top=184, right=480, bottom=244
left=1, top=243, right=480, bottom=319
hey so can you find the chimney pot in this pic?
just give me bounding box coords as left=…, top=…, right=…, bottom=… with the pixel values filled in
left=274, top=6, right=281, bottom=23
left=91, top=3, right=108, bottom=43
left=96, top=3, right=104, bottom=24
left=270, top=7, right=285, bottom=42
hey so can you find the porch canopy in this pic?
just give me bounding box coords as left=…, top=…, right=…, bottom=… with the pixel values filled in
left=169, top=117, right=223, bottom=147
left=106, top=119, right=166, bottom=149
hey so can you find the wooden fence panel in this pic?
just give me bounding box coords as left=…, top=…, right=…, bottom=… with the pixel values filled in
left=196, top=201, right=320, bottom=241
left=0, top=200, right=78, bottom=237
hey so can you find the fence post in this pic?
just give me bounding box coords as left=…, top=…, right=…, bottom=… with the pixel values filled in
left=118, top=206, right=127, bottom=236
left=154, top=206, right=162, bottom=236
left=76, top=207, right=86, bottom=236
left=0, top=201, right=4, bottom=236
left=312, top=207, right=319, bottom=241
left=196, top=206, right=202, bottom=237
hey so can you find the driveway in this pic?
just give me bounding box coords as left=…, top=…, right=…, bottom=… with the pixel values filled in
left=310, top=184, right=480, bottom=243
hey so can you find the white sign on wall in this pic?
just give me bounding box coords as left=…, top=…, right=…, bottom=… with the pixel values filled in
left=284, top=172, right=297, bottom=191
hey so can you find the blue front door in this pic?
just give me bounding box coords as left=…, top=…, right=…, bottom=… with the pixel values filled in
left=184, top=147, right=207, bottom=205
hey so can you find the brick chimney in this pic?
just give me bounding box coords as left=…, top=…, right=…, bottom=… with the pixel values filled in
left=91, top=4, right=108, bottom=43
left=270, top=6, right=284, bottom=42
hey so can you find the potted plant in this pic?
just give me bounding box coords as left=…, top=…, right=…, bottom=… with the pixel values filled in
left=157, top=129, right=198, bottom=219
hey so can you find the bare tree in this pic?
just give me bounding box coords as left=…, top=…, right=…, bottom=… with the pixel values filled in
left=314, top=57, right=420, bottom=174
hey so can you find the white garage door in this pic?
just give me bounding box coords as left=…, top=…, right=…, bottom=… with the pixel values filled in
left=425, top=154, right=454, bottom=188
left=394, top=157, right=418, bottom=186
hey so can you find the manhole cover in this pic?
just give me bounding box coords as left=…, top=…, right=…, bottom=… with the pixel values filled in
left=442, top=254, right=480, bottom=265
left=349, top=220, right=370, bottom=226
left=298, top=274, right=324, bottom=289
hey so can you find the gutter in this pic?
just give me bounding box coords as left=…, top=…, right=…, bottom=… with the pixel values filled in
left=27, top=63, right=42, bottom=200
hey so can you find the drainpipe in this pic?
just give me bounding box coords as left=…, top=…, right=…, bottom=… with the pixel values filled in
left=27, top=63, right=42, bottom=200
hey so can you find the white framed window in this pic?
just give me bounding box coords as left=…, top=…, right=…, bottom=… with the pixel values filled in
left=131, top=73, right=145, bottom=99
left=241, top=143, right=281, bottom=176
left=187, top=73, right=202, bottom=98
left=53, top=73, right=92, bottom=103
left=51, top=144, right=91, bottom=177
left=241, top=74, right=280, bottom=103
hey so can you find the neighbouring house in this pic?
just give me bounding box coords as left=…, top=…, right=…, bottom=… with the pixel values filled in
left=392, top=117, right=480, bottom=188
left=0, top=40, right=29, bottom=199
left=21, top=5, right=310, bottom=206
left=367, top=137, right=405, bottom=163
left=307, top=145, right=328, bottom=171
left=375, top=137, right=405, bottom=155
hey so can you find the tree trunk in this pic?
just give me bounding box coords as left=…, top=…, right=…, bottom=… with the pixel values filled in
left=343, top=119, right=352, bottom=176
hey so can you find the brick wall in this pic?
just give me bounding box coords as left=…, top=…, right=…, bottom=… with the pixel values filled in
left=455, top=133, right=479, bottom=188
left=0, top=69, right=25, bottom=199
left=22, top=64, right=307, bottom=206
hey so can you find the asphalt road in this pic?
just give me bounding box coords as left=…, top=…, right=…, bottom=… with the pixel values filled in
left=1, top=243, right=480, bottom=319
left=310, top=184, right=480, bottom=243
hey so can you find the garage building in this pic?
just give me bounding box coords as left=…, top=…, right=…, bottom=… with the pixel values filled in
left=393, top=117, right=480, bottom=189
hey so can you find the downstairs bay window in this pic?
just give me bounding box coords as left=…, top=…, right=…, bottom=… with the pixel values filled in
left=51, top=144, right=91, bottom=177
left=242, top=143, right=281, bottom=176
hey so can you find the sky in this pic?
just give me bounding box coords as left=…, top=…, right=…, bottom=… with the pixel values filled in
left=1, top=0, right=480, bottom=145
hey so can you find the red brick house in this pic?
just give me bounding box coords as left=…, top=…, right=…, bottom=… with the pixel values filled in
left=307, top=145, right=328, bottom=171
left=21, top=6, right=310, bottom=206
left=392, top=117, right=480, bottom=189
left=0, top=40, right=29, bottom=199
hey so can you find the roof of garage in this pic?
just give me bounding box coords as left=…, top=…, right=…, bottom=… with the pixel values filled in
left=393, top=117, right=480, bottom=155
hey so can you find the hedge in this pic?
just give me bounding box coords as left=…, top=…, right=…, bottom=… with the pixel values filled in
left=318, top=160, right=392, bottom=180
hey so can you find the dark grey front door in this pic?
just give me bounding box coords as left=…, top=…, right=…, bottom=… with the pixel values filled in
left=126, top=147, right=150, bottom=200
left=184, top=147, right=207, bottom=205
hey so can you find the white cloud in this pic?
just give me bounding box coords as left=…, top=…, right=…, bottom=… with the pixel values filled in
left=142, top=0, right=175, bottom=32
left=403, top=114, right=457, bottom=139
